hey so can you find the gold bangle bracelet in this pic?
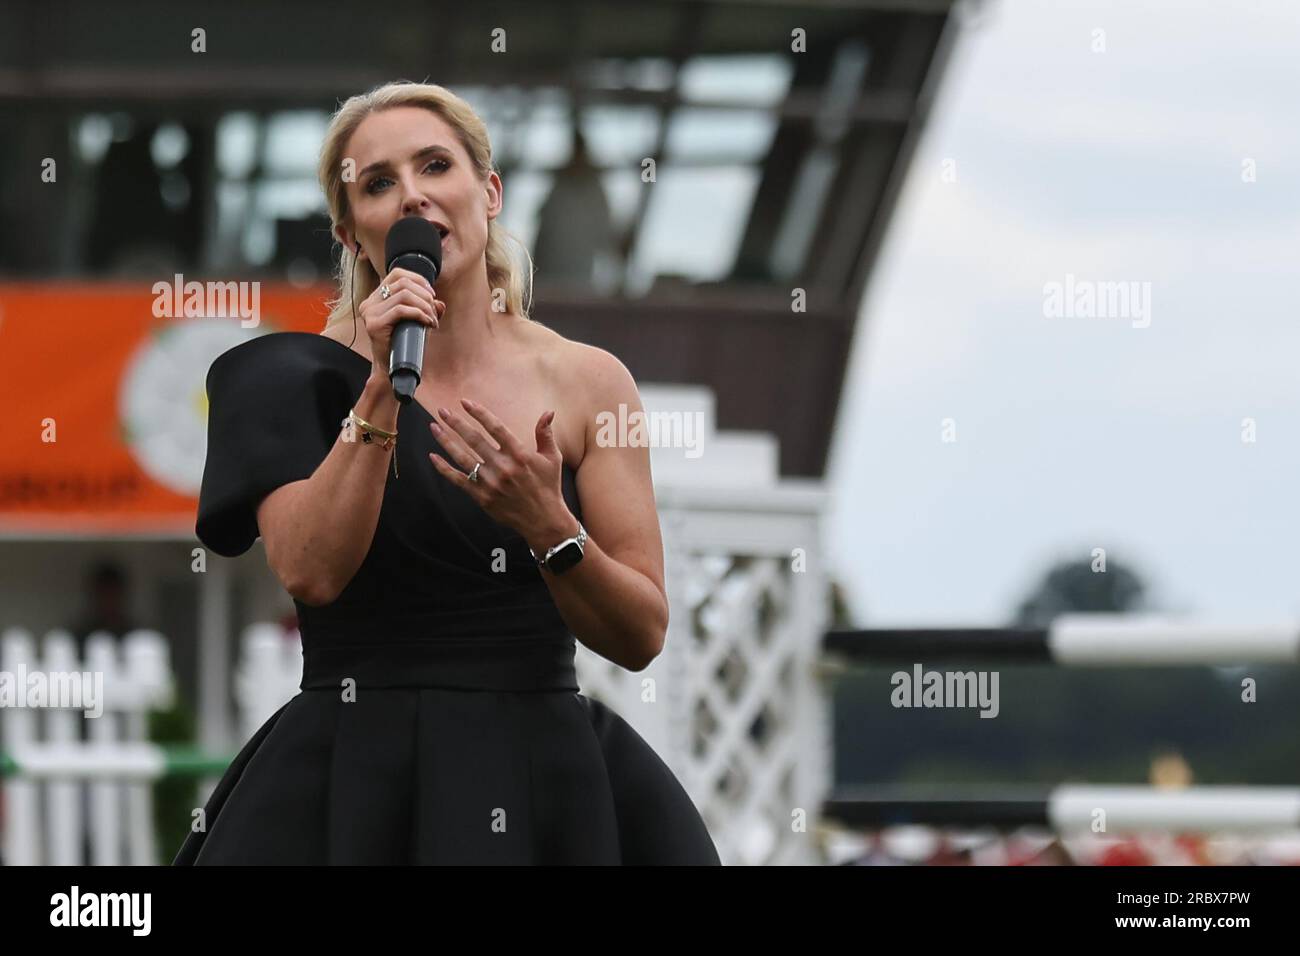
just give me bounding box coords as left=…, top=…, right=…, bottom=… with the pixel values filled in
left=344, top=408, right=399, bottom=479
left=347, top=408, right=397, bottom=440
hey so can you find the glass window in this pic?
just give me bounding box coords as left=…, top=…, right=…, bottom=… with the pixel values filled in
left=629, top=165, right=760, bottom=293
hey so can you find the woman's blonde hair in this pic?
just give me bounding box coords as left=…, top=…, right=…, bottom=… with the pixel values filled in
left=316, top=80, right=534, bottom=329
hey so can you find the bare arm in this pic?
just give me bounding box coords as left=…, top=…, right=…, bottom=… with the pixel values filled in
left=434, top=347, right=668, bottom=669
left=421, top=346, right=669, bottom=671
left=256, top=371, right=400, bottom=606
left=522, top=351, right=669, bottom=671
left=257, top=268, right=442, bottom=606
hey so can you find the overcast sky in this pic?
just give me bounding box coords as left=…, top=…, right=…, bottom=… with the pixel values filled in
left=825, top=0, right=1300, bottom=626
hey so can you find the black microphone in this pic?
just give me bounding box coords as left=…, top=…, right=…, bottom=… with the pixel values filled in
left=383, top=217, right=443, bottom=403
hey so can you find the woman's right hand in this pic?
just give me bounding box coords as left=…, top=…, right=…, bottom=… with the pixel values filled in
left=360, top=267, right=445, bottom=377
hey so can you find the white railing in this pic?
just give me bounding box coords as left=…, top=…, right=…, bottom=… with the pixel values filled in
left=575, top=482, right=831, bottom=866
left=234, top=622, right=303, bottom=742
left=0, top=624, right=301, bottom=865
left=575, top=384, right=833, bottom=866
left=1, top=628, right=173, bottom=865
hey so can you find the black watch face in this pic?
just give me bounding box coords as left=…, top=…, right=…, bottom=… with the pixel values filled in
left=547, top=541, right=584, bottom=574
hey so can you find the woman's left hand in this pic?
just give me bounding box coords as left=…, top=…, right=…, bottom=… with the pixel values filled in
left=428, top=397, right=568, bottom=540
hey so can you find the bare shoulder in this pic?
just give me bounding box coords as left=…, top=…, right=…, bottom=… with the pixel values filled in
left=516, top=321, right=641, bottom=469
left=522, top=321, right=640, bottom=409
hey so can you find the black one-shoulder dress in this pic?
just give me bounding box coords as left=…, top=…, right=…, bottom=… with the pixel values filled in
left=173, top=331, right=721, bottom=865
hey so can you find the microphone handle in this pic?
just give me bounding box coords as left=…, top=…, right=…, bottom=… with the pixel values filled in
left=389, top=321, right=423, bottom=403
left=386, top=251, right=439, bottom=403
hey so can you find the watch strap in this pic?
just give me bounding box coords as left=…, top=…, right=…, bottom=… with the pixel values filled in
left=530, top=522, right=587, bottom=568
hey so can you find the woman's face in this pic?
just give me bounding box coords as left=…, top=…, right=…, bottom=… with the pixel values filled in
left=335, top=105, right=501, bottom=289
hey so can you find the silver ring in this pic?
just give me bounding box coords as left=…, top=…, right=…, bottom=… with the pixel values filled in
left=467, top=461, right=482, bottom=483
left=380, top=284, right=391, bottom=300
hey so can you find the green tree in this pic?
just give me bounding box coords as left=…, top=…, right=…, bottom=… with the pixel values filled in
left=1012, top=555, right=1146, bottom=626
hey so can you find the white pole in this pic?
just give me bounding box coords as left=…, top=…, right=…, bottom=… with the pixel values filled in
left=43, top=630, right=83, bottom=865
left=236, top=623, right=297, bottom=742
left=123, top=631, right=171, bottom=865
left=1050, top=613, right=1300, bottom=665
left=85, top=633, right=122, bottom=865
left=1, top=629, right=41, bottom=865
left=7, top=743, right=167, bottom=779
left=196, top=556, right=232, bottom=802
left=123, top=709, right=155, bottom=865
left=1049, top=785, right=1300, bottom=833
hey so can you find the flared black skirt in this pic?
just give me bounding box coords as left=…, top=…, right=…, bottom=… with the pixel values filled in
left=173, top=639, right=721, bottom=865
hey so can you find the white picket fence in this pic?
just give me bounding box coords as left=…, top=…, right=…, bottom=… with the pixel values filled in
left=0, top=624, right=297, bottom=865
left=233, top=623, right=305, bottom=742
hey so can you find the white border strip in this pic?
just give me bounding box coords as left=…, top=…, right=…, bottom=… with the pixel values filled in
left=1049, top=785, right=1300, bottom=832
left=7, top=743, right=167, bottom=781
left=1049, top=613, right=1300, bottom=665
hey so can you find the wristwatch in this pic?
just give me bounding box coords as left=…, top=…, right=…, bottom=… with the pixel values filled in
left=530, top=522, right=588, bottom=575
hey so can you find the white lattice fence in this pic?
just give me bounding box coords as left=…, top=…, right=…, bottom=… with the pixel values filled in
left=575, top=480, right=831, bottom=865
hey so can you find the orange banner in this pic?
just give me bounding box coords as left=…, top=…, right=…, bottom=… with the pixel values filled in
left=0, top=282, right=337, bottom=536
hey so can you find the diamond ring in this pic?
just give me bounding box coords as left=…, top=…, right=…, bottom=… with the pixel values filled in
left=380, top=284, right=391, bottom=300
left=467, top=461, right=482, bottom=483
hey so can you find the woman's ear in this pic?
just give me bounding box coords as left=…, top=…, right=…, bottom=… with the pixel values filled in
left=333, top=223, right=361, bottom=256
left=485, top=172, right=504, bottom=220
